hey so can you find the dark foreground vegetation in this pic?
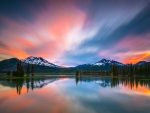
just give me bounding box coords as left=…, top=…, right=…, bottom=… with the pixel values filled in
left=5, top=60, right=34, bottom=77
left=111, top=63, right=150, bottom=77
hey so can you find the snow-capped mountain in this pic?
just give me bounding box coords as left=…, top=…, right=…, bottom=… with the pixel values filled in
left=75, top=58, right=123, bottom=70
left=22, top=56, right=60, bottom=68
left=94, top=58, right=123, bottom=66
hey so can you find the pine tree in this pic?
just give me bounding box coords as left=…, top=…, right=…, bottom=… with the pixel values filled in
left=7, top=71, right=11, bottom=76
left=76, top=70, right=79, bottom=76
left=145, top=63, right=149, bottom=77
left=116, top=65, right=119, bottom=76
left=17, top=60, right=20, bottom=72
left=16, top=60, right=20, bottom=76
left=26, top=63, right=30, bottom=76
left=15, top=60, right=24, bottom=77
left=111, top=64, right=114, bottom=76
left=148, top=62, right=150, bottom=77
left=20, top=66, right=24, bottom=77
left=31, top=64, right=34, bottom=76
left=122, top=66, right=126, bottom=76
left=134, top=65, right=138, bottom=77
left=114, top=64, right=117, bottom=76
left=130, top=63, right=133, bottom=77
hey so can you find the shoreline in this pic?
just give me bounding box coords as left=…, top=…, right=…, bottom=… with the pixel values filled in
left=0, top=75, right=150, bottom=80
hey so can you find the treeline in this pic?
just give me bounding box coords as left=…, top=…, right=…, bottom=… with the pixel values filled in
left=76, top=69, right=112, bottom=76
left=6, top=60, right=34, bottom=77
left=111, top=62, right=150, bottom=77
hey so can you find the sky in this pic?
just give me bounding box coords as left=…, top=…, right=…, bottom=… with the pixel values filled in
left=0, top=0, right=150, bottom=66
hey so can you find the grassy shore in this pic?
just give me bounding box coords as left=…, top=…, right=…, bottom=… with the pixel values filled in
left=0, top=72, right=75, bottom=78
left=0, top=74, right=75, bottom=79
left=1, top=74, right=150, bottom=80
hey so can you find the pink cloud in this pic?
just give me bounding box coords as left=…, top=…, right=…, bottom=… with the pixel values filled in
left=0, top=1, right=87, bottom=64
left=97, top=33, right=150, bottom=64
left=99, top=50, right=108, bottom=56
left=116, top=34, right=150, bottom=63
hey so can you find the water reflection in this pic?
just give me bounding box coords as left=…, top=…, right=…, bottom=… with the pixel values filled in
left=75, top=76, right=150, bottom=90
left=2, top=77, right=59, bottom=95
left=1, top=76, right=150, bottom=95
left=0, top=76, right=150, bottom=113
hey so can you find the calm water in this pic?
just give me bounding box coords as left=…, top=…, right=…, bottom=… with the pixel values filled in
left=0, top=76, right=150, bottom=113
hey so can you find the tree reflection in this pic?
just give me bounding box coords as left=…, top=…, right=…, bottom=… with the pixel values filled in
left=26, top=78, right=29, bottom=93
left=76, top=75, right=150, bottom=90
left=111, top=78, right=150, bottom=90
left=4, top=76, right=150, bottom=95
left=76, top=76, right=79, bottom=85
left=31, top=78, right=34, bottom=90
left=5, top=77, right=59, bottom=95
left=10, top=78, right=34, bottom=95
left=12, top=78, right=24, bottom=95
left=111, top=78, right=119, bottom=88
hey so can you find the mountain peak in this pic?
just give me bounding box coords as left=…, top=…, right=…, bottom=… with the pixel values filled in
left=101, top=58, right=108, bottom=61
left=27, top=56, right=43, bottom=59
left=94, top=58, right=123, bottom=66
left=22, top=56, right=59, bottom=68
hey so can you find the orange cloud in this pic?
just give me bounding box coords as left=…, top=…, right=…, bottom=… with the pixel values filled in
left=113, top=34, right=150, bottom=64
left=0, top=47, right=29, bottom=59
left=122, top=52, right=150, bottom=64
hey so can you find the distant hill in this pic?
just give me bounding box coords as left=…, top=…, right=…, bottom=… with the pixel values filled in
left=0, top=58, right=18, bottom=71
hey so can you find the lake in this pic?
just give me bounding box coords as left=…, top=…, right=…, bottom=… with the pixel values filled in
left=0, top=76, right=150, bottom=113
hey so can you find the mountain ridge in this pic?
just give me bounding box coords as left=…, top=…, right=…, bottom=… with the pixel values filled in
left=94, top=58, right=123, bottom=66
left=0, top=56, right=149, bottom=72
left=21, top=56, right=60, bottom=68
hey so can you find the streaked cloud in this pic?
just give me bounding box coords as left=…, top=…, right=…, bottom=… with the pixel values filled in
left=0, top=0, right=150, bottom=66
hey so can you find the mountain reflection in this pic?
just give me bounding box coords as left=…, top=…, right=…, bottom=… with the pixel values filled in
left=4, top=77, right=59, bottom=95
left=1, top=76, right=150, bottom=95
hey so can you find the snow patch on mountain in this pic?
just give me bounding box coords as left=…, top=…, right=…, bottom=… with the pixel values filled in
left=94, top=58, right=123, bottom=66
left=22, top=56, right=59, bottom=68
